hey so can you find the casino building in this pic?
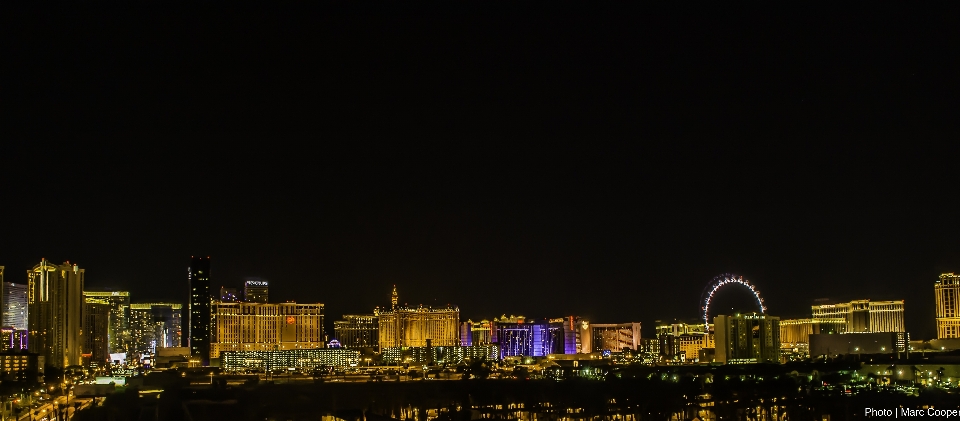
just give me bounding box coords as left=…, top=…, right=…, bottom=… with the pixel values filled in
left=937, top=273, right=960, bottom=339
left=376, top=286, right=459, bottom=351
left=210, top=302, right=325, bottom=362
left=810, top=299, right=905, bottom=333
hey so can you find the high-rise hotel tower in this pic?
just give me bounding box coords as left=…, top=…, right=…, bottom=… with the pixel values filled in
left=27, top=259, right=85, bottom=368
left=189, top=256, right=212, bottom=365
left=937, top=273, right=960, bottom=339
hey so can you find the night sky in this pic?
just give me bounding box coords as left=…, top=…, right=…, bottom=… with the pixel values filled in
left=5, top=2, right=959, bottom=339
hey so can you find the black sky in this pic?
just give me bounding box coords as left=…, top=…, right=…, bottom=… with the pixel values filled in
left=5, top=1, right=960, bottom=339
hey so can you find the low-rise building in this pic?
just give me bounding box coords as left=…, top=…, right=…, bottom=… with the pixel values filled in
left=220, top=348, right=359, bottom=372
left=809, top=332, right=909, bottom=357
left=380, top=345, right=499, bottom=365
left=0, top=350, right=40, bottom=382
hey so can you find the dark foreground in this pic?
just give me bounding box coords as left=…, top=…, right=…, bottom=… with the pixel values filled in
left=73, top=364, right=959, bottom=421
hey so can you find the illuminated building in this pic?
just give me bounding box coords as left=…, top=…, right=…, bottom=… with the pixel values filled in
left=778, top=318, right=819, bottom=358
left=0, top=328, right=27, bottom=351
left=0, top=351, right=40, bottom=382
left=188, top=256, right=212, bottom=365
left=811, top=299, right=904, bottom=333
left=376, top=287, right=459, bottom=350
left=3, top=281, right=28, bottom=331
left=555, top=316, right=583, bottom=354
left=27, top=259, right=84, bottom=368
left=381, top=345, right=499, bottom=365
left=655, top=322, right=713, bottom=363
left=82, top=299, right=110, bottom=367
left=333, top=314, right=378, bottom=349
left=220, top=348, right=359, bottom=371
left=210, top=302, right=325, bottom=361
left=130, top=303, right=182, bottom=358
left=714, top=313, right=780, bottom=364
left=494, top=317, right=564, bottom=358
left=936, top=273, right=960, bottom=339
left=244, top=278, right=269, bottom=303
left=82, top=291, right=130, bottom=354
left=219, top=287, right=239, bottom=303
left=580, top=322, right=641, bottom=353
left=460, top=319, right=493, bottom=347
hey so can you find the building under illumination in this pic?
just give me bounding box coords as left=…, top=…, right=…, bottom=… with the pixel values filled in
left=83, top=299, right=110, bottom=367
left=27, top=259, right=85, bottom=369
left=376, top=287, right=459, bottom=350
left=714, top=313, right=780, bottom=364
left=811, top=299, right=905, bottom=333
left=778, top=317, right=856, bottom=355
left=580, top=322, right=641, bottom=353
left=244, top=278, right=269, bottom=303
left=188, top=256, right=212, bottom=365
left=0, top=328, right=27, bottom=351
left=381, top=345, right=499, bottom=365
left=936, top=273, right=960, bottom=339
left=333, top=314, right=378, bottom=349
left=3, top=281, right=28, bottom=331
left=210, top=302, right=325, bottom=361
left=494, top=317, right=565, bottom=358
left=0, top=351, right=40, bottom=383
left=655, top=322, right=713, bottom=363
left=460, top=319, right=493, bottom=347
left=129, top=303, right=182, bottom=359
left=219, top=287, right=239, bottom=303
left=220, top=348, right=359, bottom=372
left=82, top=291, right=130, bottom=354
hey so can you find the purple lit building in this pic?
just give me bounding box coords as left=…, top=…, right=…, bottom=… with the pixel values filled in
left=1, top=327, right=27, bottom=351
left=494, top=318, right=565, bottom=358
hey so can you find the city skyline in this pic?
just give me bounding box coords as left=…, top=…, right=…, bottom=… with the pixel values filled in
left=0, top=256, right=938, bottom=340
left=4, top=2, right=960, bottom=419
left=4, top=3, right=958, bottom=342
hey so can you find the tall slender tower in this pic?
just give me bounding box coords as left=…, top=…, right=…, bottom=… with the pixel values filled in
left=391, top=285, right=398, bottom=310
left=188, top=256, right=212, bottom=365
left=27, top=259, right=84, bottom=368
left=936, top=273, right=960, bottom=339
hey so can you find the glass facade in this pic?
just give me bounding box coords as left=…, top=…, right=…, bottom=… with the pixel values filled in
left=130, top=303, right=182, bottom=359
left=3, top=281, right=28, bottom=331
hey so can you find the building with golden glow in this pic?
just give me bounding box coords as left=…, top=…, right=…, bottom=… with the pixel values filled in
left=82, top=299, right=110, bottom=367
left=375, top=287, right=459, bottom=350
left=210, top=302, right=325, bottom=361
left=811, top=299, right=904, bottom=333
left=936, top=273, right=960, bottom=339
left=460, top=319, right=493, bottom=347
left=655, top=322, right=713, bottom=363
left=27, top=259, right=85, bottom=369
left=715, top=313, right=780, bottom=364
left=333, top=314, right=378, bottom=349
left=82, top=291, right=130, bottom=354
left=580, top=322, right=641, bottom=353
